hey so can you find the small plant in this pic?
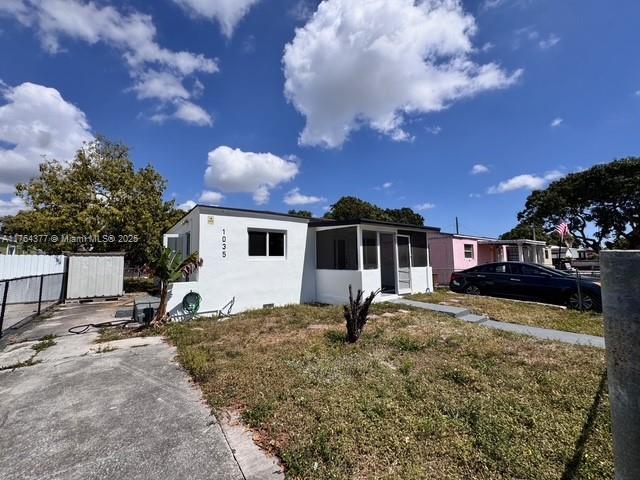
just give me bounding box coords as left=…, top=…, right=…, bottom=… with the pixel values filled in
left=343, top=285, right=380, bottom=343
left=32, top=335, right=56, bottom=353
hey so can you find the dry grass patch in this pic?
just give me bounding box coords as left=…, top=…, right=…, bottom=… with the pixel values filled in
left=409, top=290, right=603, bottom=337
left=165, top=303, right=612, bottom=480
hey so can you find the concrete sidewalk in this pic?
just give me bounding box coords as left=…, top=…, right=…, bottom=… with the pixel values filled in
left=391, top=298, right=605, bottom=349
left=0, top=300, right=282, bottom=480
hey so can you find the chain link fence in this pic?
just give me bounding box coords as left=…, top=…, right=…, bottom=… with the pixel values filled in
left=0, top=273, right=66, bottom=338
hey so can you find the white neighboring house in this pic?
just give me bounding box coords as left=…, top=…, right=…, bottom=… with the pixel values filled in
left=163, top=205, right=437, bottom=317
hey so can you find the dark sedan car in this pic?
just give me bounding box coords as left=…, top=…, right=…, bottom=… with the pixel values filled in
left=449, top=262, right=602, bottom=311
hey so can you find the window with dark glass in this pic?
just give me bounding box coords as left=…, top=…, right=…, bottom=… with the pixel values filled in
left=464, top=244, right=474, bottom=259
left=362, top=230, right=378, bottom=269
left=316, top=227, right=358, bottom=270
left=248, top=231, right=267, bottom=256
left=249, top=230, right=286, bottom=257
left=268, top=232, right=285, bottom=256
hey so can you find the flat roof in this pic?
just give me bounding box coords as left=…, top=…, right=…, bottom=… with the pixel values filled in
left=309, top=218, right=440, bottom=232
left=169, top=205, right=441, bottom=232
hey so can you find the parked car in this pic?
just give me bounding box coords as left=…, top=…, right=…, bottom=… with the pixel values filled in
left=449, top=262, right=602, bottom=311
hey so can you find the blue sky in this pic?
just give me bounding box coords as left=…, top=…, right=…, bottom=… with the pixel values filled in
left=0, top=0, right=638, bottom=236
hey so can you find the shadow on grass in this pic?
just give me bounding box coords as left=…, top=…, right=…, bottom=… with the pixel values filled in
left=561, top=370, right=608, bottom=480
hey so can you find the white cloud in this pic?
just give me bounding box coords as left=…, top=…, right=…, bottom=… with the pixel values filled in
left=538, top=33, right=560, bottom=50
left=173, top=100, right=213, bottom=126
left=480, top=42, right=494, bottom=52
left=0, top=196, right=25, bottom=216
left=468, top=193, right=482, bottom=198
left=204, top=146, right=299, bottom=204
left=414, top=202, right=436, bottom=210
left=382, top=182, right=393, bottom=189
left=487, top=170, right=564, bottom=194
left=283, top=187, right=326, bottom=206
left=283, top=0, right=522, bottom=148
left=635, top=90, right=640, bottom=97
left=550, top=117, right=563, bottom=127
left=0, top=82, right=93, bottom=194
left=470, top=163, right=489, bottom=174
left=425, top=125, right=442, bottom=135
left=132, top=70, right=191, bottom=101
left=1, top=0, right=216, bottom=125
left=177, top=200, right=196, bottom=211
left=289, top=0, right=316, bottom=22
left=482, top=0, right=505, bottom=9
left=172, top=0, right=261, bottom=37
left=198, top=190, right=224, bottom=204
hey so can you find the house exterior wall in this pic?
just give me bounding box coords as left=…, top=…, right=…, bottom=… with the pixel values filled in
left=166, top=210, right=311, bottom=316
left=165, top=209, right=434, bottom=315
left=426, top=234, right=454, bottom=285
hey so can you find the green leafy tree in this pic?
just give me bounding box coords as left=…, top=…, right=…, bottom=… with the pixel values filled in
left=287, top=209, right=313, bottom=218
left=500, top=222, right=555, bottom=244
left=2, top=137, right=182, bottom=265
left=324, top=196, right=424, bottom=226
left=517, top=158, right=640, bottom=251
left=146, top=248, right=203, bottom=325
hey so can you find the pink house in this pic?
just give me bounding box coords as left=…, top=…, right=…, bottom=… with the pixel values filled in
left=427, top=232, right=552, bottom=285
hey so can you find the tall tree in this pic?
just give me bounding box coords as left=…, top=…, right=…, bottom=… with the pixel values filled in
left=287, top=209, right=313, bottom=218
left=324, top=196, right=424, bottom=226
left=3, top=137, right=182, bottom=265
left=500, top=222, right=555, bottom=244
left=517, top=158, right=640, bottom=251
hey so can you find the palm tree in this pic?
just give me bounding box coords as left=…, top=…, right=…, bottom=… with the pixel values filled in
left=147, top=247, right=203, bottom=325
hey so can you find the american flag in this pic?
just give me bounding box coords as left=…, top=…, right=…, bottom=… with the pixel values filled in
left=555, top=221, right=570, bottom=237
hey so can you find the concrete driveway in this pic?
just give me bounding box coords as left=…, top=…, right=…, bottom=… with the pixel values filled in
left=0, top=299, right=252, bottom=480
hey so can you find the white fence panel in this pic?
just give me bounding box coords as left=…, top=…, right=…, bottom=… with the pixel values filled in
left=0, top=255, right=66, bottom=280
left=66, top=254, right=124, bottom=299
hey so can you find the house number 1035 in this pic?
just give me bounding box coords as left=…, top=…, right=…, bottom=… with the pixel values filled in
left=222, top=229, right=227, bottom=258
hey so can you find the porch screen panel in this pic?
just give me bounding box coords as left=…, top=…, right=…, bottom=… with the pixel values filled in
left=316, top=227, right=358, bottom=270
left=362, top=230, right=378, bottom=269
left=399, top=230, right=428, bottom=267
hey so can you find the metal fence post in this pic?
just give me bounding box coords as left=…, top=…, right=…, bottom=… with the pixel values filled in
left=0, top=281, right=9, bottom=338
left=37, top=274, right=45, bottom=315
left=601, top=250, right=640, bottom=479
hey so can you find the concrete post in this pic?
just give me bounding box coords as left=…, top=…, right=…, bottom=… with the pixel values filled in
left=601, top=250, right=640, bottom=480
left=517, top=243, right=524, bottom=262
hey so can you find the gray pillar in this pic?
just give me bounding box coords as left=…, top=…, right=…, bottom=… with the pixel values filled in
left=601, top=250, right=640, bottom=480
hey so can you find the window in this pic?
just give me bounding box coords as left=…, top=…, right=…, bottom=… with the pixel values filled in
left=512, top=264, right=547, bottom=276
left=269, top=232, right=285, bottom=256
left=544, top=249, right=549, bottom=259
left=480, top=263, right=507, bottom=273
left=464, top=244, right=474, bottom=259
left=362, top=230, right=378, bottom=269
left=399, top=230, right=428, bottom=267
left=248, top=230, right=285, bottom=257
left=316, top=227, right=358, bottom=270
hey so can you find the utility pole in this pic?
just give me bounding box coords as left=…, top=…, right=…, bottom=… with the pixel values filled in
left=601, top=250, right=640, bottom=479
left=455, top=216, right=459, bottom=235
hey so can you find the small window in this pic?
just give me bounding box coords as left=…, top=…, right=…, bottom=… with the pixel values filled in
left=464, top=244, right=474, bottom=259
left=544, top=249, right=549, bottom=259
left=480, top=264, right=507, bottom=273
left=362, top=230, right=378, bottom=269
left=249, top=230, right=286, bottom=257
left=269, top=232, right=285, bottom=256
left=249, top=231, right=267, bottom=256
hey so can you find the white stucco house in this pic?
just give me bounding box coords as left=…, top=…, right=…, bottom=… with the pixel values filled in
left=163, top=205, right=437, bottom=317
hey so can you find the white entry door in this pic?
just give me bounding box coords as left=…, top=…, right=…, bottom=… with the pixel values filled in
left=396, top=235, right=411, bottom=294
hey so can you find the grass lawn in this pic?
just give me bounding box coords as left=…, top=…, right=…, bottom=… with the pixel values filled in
left=408, top=290, right=604, bottom=337
left=161, top=303, right=611, bottom=480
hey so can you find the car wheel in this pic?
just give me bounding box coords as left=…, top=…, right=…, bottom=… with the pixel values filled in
left=567, top=291, right=595, bottom=311
left=465, top=285, right=481, bottom=296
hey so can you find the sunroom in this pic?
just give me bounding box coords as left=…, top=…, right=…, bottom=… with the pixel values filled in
left=309, top=219, right=436, bottom=304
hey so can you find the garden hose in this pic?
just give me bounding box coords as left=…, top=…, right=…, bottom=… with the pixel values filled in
left=182, top=291, right=202, bottom=315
